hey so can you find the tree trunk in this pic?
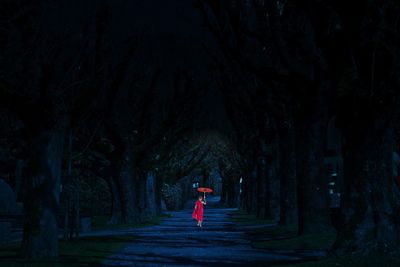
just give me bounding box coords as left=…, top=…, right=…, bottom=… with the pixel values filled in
left=137, top=173, right=147, bottom=222
left=251, top=168, right=258, bottom=213
left=257, top=133, right=280, bottom=220
left=64, top=196, right=69, bottom=241
left=145, top=171, right=157, bottom=218
left=154, top=173, right=163, bottom=215
left=15, top=159, right=25, bottom=201
left=241, top=167, right=255, bottom=213
left=278, top=115, right=298, bottom=227
left=266, top=155, right=280, bottom=221
left=227, top=176, right=237, bottom=207
left=256, top=154, right=267, bottom=218
left=333, top=126, right=400, bottom=255
left=107, top=175, right=122, bottom=224
left=220, top=172, right=228, bottom=205
left=108, top=148, right=138, bottom=224
left=21, top=125, right=65, bottom=259
left=295, top=111, right=333, bottom=235
left=119, top=159, right=138, bottom=223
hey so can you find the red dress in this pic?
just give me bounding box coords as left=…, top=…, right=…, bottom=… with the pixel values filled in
left=192, top=200, right=204, bottom=221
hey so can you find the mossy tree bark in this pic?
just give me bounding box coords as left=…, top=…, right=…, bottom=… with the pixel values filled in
left=333, top=123, right=400, bottom=255
left=278, top=112, right=297, bottom=227
left=295, top=88, right=334, bottom=235
left=265, top=131, right=280, bottom=221
left=256, top=152, right=267, bottom=218
left=21, top=122, right=66, bottom=259
left=108, top=169, right=139, bottom=224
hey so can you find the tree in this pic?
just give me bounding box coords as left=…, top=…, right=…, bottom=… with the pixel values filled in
left=0, top=0, right=124, bottom=258
left=333, top=0, right=400, bottom=255
left=198, top=0, right=339, bottom=234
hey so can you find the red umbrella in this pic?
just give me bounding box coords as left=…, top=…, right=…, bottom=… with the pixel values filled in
left=197, top=187, right=213, bottom=193
left=197, top=187, right=213, bottom=199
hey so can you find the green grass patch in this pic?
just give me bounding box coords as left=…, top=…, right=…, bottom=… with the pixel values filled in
left=228, top=210, right=298, bottom=240
left=92, top=213, right=172, bottom=230
left=279, top=253, right=400, bottom=267
left=0, top=240, right=20, bottom=258
left=0, top=213, right=172, bottom=266
left=247, top=224, right=298, bottom=239
left=0, top=235, right=134, bottom=267
left=254, top=233, right=337, bottom=251
left=228, top=209, right=276, bottom=225
left=228, top=210, right=335, bottom=252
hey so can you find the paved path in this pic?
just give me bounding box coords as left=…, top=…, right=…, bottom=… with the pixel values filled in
left=101, top=197, right=323, bottom=267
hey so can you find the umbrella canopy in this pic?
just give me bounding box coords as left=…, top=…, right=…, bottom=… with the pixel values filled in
left=197, top=187, right=213, bottom=193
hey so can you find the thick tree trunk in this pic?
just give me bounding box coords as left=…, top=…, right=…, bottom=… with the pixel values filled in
left=241, top=167, right=256, bottom=213
left=266, top=148, right=280, bottom=221
left=333, top=127, right=400, bottom=255
left=295, top=111, right=333, bottom=235
left=256, top=156, right=278, bottom=219
left=226, top=177, right=237, bottom=207
left=220, top=173, right=228, bottom=205
left=15, top=159, right=25, bottom=201
left=145, top=171, right=157, bottom=218
left=256, top=129, right=280, bottom=220
left=251, top=168, right=258, bottom=213
left=278, top=115, right=298, bottom=227
left=137, top=173, right=147, bottom=222
left=256, top=155, right=267, bottom=218
left=107, top=175, right=122, bottom=224
left=108, top=147, right=139, bottom=224
left=119, top=159, right=138, bottom=223
left=21, top=125, right=65, bottom=259
left=154, top=173, right=163, bottom=215
left=235, top=177, right=241, bottom=207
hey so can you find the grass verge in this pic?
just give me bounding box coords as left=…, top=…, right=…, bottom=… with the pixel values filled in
left=0, top=235, right=133, bottom=267
left=92, top=213, right=172, bottom=230
left=278, top=253, right=400, bottom=267
left=253, top=233, right=336, bottom=250
left=0, top=213, right=172, bottom=267
left=229, top=210, right=399, bottom=267
left=228, top=209, right=276, bottom=225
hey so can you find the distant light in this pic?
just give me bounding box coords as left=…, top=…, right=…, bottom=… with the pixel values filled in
left=329, top=189, right=334, bottom=194
left=239, top=178, right=243, bottom=184
left=329, top=182, right=335, bottom=186
left=331, top=173, right=337, bottom=177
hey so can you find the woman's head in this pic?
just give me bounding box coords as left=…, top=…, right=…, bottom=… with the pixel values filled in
left=198, top=195, right=203, bottom=200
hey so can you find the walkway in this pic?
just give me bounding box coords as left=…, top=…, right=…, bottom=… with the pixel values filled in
left=102, top=196, right=323, bottom=267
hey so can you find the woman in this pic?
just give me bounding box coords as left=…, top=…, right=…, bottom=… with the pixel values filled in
left=192, top=195, right=206, bottom=227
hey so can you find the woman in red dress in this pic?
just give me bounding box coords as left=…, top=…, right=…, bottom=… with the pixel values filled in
left=192, top=195, right=206, bottom=227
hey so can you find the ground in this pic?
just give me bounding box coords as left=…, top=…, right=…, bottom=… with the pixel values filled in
left=101, top=196, right=324, bottom=266
left=3, top=196, right=396, bottom=266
